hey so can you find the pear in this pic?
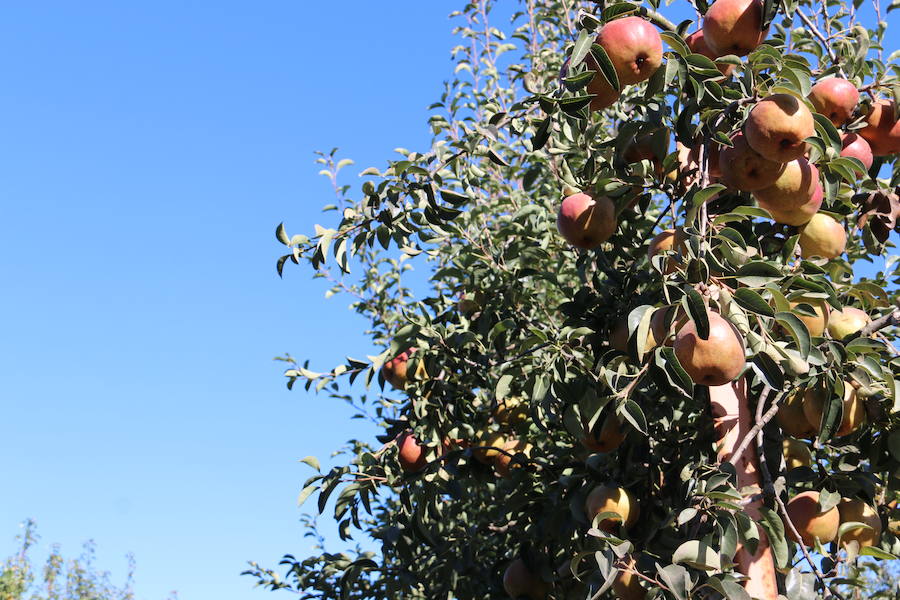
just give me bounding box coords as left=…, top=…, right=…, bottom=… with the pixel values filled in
left=745, top=94, right=815, bottom=162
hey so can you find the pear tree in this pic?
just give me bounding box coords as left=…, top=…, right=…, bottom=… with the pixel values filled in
left=250, top=0, right=900, bottom=597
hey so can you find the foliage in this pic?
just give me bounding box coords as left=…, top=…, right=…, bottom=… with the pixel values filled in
left=255, top=0, right=900, bottom=597
left=0, top=520, right=166, bottom=600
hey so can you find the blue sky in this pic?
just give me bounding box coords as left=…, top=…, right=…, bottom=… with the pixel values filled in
left=0, top=3, right=456, bottom=599
left=1, top=2, right=896, bottom=600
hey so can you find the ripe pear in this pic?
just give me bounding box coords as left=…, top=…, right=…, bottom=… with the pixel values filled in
left=494, top=439, right=533, bottom=477
left=685, top=30, right=735, bottom=76
left=719, top=132, right=785, bottom=192
left=745, top=94, right=815, bottom=162
left=838, top=499, right=882, bottom=548
left=785, top=490, right=840, bottom=546
left=494, top=396, right=529, bottom=426
left=584, top=485, right=638, bottom=531
left=673, top=311, right=746, bottom=386
left=802, top=383, right=865, bottom=437
left=762, top=183, right=823, bottom=226
left=580, top=412, right=625, bottom=453
left=840, top=133, right=874, bottom=170
left=647, top=228, right=687, bottom=274
left=788, top=297, right=829, bottom=337
left=799, top=213, right=847, bottom=260
left=557, top=192, right=617, bottom=249
left=596, top=16, right=663, bottom=85
left=860, top=99, right=900, bottom=156
left=783, top=437, right=812, bottom=470
left=585, top=54, right=621, bottom=111
left=503, top=558, right=549, bottom=600
left=809, top=78, right=860, bottom=126
left=397, top=431, right=428, bottom=473
left=382, top=348, right=418, bottom=389
left=777, top=390, right=816, bottom=438
left=828, top=306, right=870, bottom=340
left=611, top=558, right=645, bottom=600
left=474, top=431, right=509, bottom=463
left=753, top=158, right=819, bottom=210
left=702, top=0, right=768, bottom=57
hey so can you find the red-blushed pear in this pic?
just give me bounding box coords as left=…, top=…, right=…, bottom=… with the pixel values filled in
left=382, top=347, right=417, bottom=389
left=799, top=213, right=847, bottom=259
left=841, top=132, right=874, bottom=170
left=783, top=437, right=812, bottom=469
left=502, top=558, right=549, bottom=600
left=762, top=183, right=823, bottom=226
left=585, top=54, right=621, bottom=111
left=685, top=30, right=735, bottom=76
left=789, top=297, right=830, bottom=337
left=803, top=383, right=865, bottom=437
left=702, top=0, right=769, bottom=57
left=860, top=99, right=900, bottom=156
left=719, top=132, right=785, bottom=191
left=397, top=431, right=428, bottom=473
left=753, top=158, right=819, bottom=210
left=809, top=77, right=860, bottom=126
left=647, top=228, right=688, bottom=274
left=494, top=439, right=533, bottom=477
left=673, top=311, right=746, bottom=386
left=584, top=485, right=639, bottom=531
left=745, top=94, right=815, bottom=161
left=776, top=390, right=817, bottom=438
left=785, top=491, right=840, bottom=546
left=828, top=306, right=871, bottom=340
left=557, top=192, right=617, bottom=249
left=596, top=16, right=663, bottom=85
left=838, top=499, right=882, bottom=548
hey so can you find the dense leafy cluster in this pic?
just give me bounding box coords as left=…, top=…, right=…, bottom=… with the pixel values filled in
left=253, top=0, right=900, bottom=598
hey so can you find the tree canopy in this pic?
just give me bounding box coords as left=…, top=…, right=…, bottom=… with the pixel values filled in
left=249, top=0, right=900, bottom=597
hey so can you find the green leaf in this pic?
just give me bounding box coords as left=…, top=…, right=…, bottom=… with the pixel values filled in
left=559, top=94, right=595, bottom=115
left=751, top=352, right=784, bottom=390
left=589, top=44, right=620, bottom=91
left=732, top=288, right=774, bottom=317
left=618, top=400, right=647, bottom=435
left=276, top=222, right=290, bottom=245
left=860, top=546, right=899, bottom=559
left=570, top=29, right=595, bottom=69
left=735, top=261, right=783, bottom=286
left=297, top=483, right=318, bottom=507
left=531, top=117, right=552, bottom=151
left=659, top=31, right=690, bottom=56
left=683, top=289, right=709, bottom=340
left=300, top=456, right=321, bottom=471
left=758, top=507, right=789, bottom=568
left=673, top=540, right=721, bottom=571
left=774, top=311, right=812, bottom=358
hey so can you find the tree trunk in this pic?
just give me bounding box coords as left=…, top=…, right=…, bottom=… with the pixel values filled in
left=708, top=379, right=779, bottom=599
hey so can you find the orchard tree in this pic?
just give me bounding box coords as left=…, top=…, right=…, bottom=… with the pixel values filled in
left=250, top=0, right=900, bottom=597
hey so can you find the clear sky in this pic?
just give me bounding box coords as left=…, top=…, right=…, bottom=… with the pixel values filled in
left=0, top=2, right=456, bottom=599
left=1, top=3, right=896, bottom=600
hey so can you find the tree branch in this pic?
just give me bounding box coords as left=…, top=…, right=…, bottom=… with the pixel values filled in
left=858, top=308, right=900, bottom=337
